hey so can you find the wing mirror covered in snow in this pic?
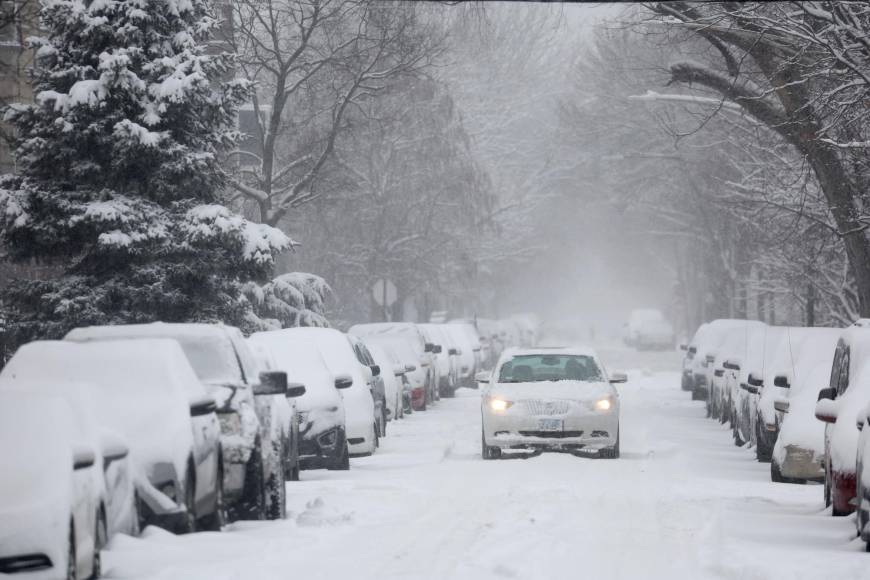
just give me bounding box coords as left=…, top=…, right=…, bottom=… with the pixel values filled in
left=190, top=395, right=218, bottom=416
left=740, top=383, right=758, bottom=395
left=335, top=374, right=354, bottom=389
left=360, top=365, right=373, bottom=382
left=393, top=365, right=406, bottom=377
left=254, top=371, right=288, bottom=396
left=404, top=364, right=417, bottom=373
left=747, top=372, right=764, bottom=387
left=774, top=399, right=790, bottom=413
left=99, top=430, right=129, bottom=465
left=475, top=371, right=491, bottom=384
left=609, top=372, right=628, bottom=384
left=370, top=364, right=381, bottom=377
left=773, top=374, right=790, bottom=388
left=815, top=398, right=838, bottom=423
left=286, top=382, right=306, bottom=398
left=73, top=445, right=96, bottom=470
left=449, top=348, right=461, bottom=356
left=432, top=344, right=442, bottom=354
left=723, top=359, right=741, bottom=371
left=424, top=343, right=435, bottom=353
left=714, top=369, right=724, bottom=378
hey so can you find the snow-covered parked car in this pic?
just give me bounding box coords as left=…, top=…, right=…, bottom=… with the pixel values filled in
left=349, top=323, right=438, bottom=406
left=679, top=323, right=706, bottom=392
left=732, top=326, right=786, bottom=447
left=419, top=323, right=459, bottom=398
left=365, top=341, right=405, bottom=422
left=2, top=339, right=224, bottom=533
left=294, top=328, right=379, bottom=456
left=769, top=327, right=840, bottom=482
left=348, top=334, right=388, bottom=438
left=448, top=319, right=486, bottom=375
left=65, top=323, right=296, bottom=522
left=0, top=378, right=137, bottom=539
left=0, top=391, right=107, bottom=580
left=250, top=329, right=352, bottom=471
left=623, top=309, right=674, bottom=351
left=685, top=319, right=765, bottom=406
left=479, top=347, right=625, bottom=459
left=814, top=326, right=870, bottom=516
left=445, top=322, right=480, bottom=390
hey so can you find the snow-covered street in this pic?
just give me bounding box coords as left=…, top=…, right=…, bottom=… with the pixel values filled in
left=101, top=348, right=869, bottom=580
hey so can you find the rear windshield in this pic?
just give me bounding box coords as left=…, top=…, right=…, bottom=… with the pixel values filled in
left=498, top=355, right=603, bottom=383
left=175, top=336, right=244, bottom=386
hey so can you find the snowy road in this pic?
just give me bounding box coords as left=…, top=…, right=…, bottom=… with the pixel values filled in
left=104, top=348, right=870, bottom=580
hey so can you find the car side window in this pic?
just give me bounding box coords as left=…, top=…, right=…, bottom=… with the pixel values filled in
left=829, top=345, right=842, bottom=390
left=837, top=348, right=851, bottom=396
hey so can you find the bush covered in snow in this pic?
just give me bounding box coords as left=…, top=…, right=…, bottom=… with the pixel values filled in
left=242, top=272, right=332, bottom=331
left=0, top=0, right=290, bottom=343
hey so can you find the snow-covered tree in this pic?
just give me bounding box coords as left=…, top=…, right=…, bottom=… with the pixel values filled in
left=242, top=272, right=332, bottom=331
left=0, top=0, right=290, bottom=343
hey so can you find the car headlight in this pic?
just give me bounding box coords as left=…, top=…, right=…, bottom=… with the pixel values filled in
left=595, top=398, right=613, bottom=412
left=488, top=398, right=513, bottom=412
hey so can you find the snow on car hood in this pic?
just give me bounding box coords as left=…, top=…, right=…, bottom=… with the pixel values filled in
left=489, top=380, right=615, bottom=402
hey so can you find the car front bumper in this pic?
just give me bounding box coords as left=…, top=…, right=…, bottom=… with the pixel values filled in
left=483, top=408, right=619, bottom=452
left=298, top=427, right=345, bottom=470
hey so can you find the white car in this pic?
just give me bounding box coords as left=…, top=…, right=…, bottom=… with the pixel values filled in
left=624, top=309, right=674, bottom=350
left=2, top=339, right=224, bottom=533
left=292, top=328, right=379, bottom=457
left=0, top=391, right=106, bottom=580
left=365, top=342, right=405, bottom=422
left=249, top=329, right=352, bottom=471
left=479, top=347, right=625, bottom=459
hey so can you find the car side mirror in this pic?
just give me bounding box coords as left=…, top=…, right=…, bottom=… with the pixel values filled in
left=774, top=399, right=790, bottom=413
left=360, top=365, right=373, bottom=381
left=335, top=374, right=353, bottom=389
left=815, top=398, right=838, bottom=423
left=254, top=371, right=288, bottom=396
left=404, top=363, right=417, bottom=373
left=448, top=348, right=459, bottom=356
left=393, top=364, right=406, bottom=376
left=609, top=371, right=628, bottom=384
left=740, top=383, right=758, bottom=395
left=286, top=382, right=306, bottom=398
left=190, top=395, right=217, bottom=416
left=714, top=369, right=724, bottom=378
left=424, top=343, right=435, bottom=353
left=723, top=359, right=740, bottom=371
left=73, top=446, right=96, bottom=470
left=475, top=371, right=491, bottom=384
left=99, top=430, right=129, bottom=465
left=370, top=364, right=381, bottom=377
left=747, top=372, right=763, bottom=387
left=773, top=374, right=790, bottom=388
left=432, top=344, right=442, bottom=354
left=817, top=387, right=836, bottom=401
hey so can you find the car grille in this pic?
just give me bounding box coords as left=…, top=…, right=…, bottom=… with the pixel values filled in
left=518, top=430, right=584, bottom=438
left=521, top=399, right=571, bottom=415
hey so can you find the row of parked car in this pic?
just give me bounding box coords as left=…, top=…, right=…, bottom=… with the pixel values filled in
left=0, top=315, right=537, bottom=579
left=681, top=318, right=870, bottom=550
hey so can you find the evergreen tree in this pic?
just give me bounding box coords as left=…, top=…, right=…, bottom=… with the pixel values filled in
left=0, top=0, right=289, bottom=343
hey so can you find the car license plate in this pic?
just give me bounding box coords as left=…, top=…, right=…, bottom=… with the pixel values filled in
left=538, top=418, right=562, bottom=432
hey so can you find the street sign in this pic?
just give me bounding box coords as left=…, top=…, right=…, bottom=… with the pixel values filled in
left=372, top=278, right=398, bottom=307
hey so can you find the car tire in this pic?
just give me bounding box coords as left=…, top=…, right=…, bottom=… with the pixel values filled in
left=824, top=460, right=833, bottom=508
left=264, top=457, right=287, bottom=521
left=771, top=458, right=785, bottom=483
left=481, top=431, right=500, bottom=460
left=235, top=445, right=266, bottom=521
left=200, top=461, right=227, bottom=531
left=178, top=467, right=197, bottom=534
left=381, top=409, right=387, bottom=437
left=67, top=521, right=76, bottom=580
left=89, top=509, right=106, bottom=580
left=600, top=430, right=620, bottom=459
left=328, top=441, right=351, bottom=470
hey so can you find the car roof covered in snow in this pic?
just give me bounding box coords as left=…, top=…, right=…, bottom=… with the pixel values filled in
left=66, top=321, right=237, bottom=341
left=500, top=345, right=599, bottom=359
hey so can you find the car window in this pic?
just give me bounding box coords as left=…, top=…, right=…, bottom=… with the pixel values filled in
left=829, top=345, right=842, bottom=390
left=837, top=347, right=850, bottom=396
left=498, top=354, right=603, bottom=383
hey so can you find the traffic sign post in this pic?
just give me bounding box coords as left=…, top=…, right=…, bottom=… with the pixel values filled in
left=372, top=278, right=397, bottom=321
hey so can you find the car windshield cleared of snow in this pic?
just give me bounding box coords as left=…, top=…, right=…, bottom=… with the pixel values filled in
left=498, top=355, right=603, bottom=383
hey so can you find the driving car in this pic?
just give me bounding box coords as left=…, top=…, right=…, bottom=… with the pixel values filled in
left=65, top=323, right=296, bottom=522
left=479, top=346, right=625, bottom=459
left=0, top=391, right=107, bottom=580
left=623, top=309, right=674, bottom=350
left=2, top=339, right=224, bottom=533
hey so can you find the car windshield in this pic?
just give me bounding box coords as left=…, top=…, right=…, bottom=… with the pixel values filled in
left=174, top=336, right=244, bottom=386
left=498, top=354, right=603, bottom=383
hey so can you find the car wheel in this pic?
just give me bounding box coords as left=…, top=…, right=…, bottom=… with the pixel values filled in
left=328, top=441, right=351, bottom=470
left=771, top=458, right=785, bottom=483
left=264, top=456, right=287, bottom=521
left=177, top=467, right=197, bottom=534
left=381, top=408, right=387, bottom=437
left=600, top=430, right=620, bottom=459
left=89, top=509, right=106, bottom=579
left=199, top=461, right=227, bottom=531
left=67, top=521, right=77, bottom=580
left=235, top=445, right=266, bottom=521
left=481, top=430, right=500, bottom=460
